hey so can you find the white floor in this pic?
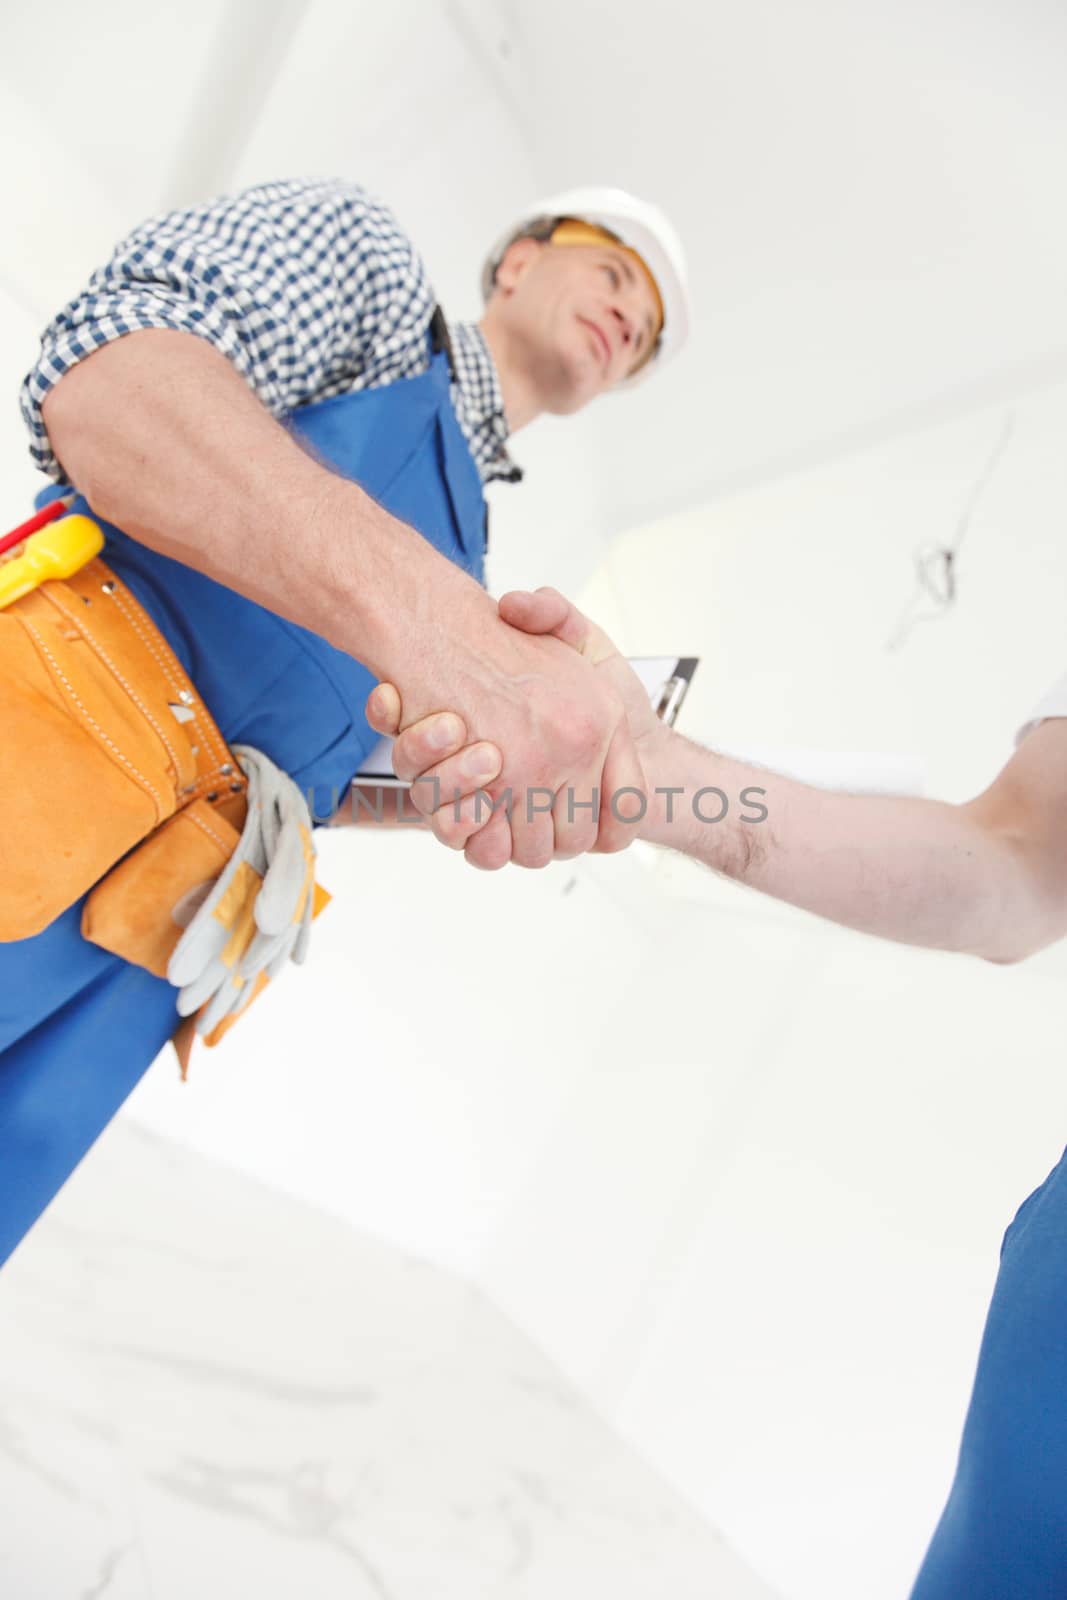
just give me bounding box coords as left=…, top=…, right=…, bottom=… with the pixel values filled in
left=0, top=1120, right=776, bottom=1600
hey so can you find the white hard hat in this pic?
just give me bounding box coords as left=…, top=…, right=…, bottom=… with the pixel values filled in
left=481, top=185, right=690, bottom=387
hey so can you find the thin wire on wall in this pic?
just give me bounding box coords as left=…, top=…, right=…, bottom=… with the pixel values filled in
left=886, top=411, right=1016, bottom=652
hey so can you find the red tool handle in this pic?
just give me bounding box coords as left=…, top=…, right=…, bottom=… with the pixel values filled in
left=0, top=495, right=75, bottom=559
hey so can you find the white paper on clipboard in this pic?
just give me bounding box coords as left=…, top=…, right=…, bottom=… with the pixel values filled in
left=353, top=655, right=699, bottom=788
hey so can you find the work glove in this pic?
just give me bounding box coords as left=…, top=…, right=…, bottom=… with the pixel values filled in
left=167, top=744, right=317, bottom=1037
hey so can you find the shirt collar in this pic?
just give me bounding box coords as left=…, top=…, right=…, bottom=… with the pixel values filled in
left=448, top=320, right=523, bottom=486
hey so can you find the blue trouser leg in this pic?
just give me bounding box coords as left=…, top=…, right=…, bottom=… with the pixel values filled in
left=910, top=1146, right=1067, bottom=1598
left=0, top=917, right=179, bottom=1269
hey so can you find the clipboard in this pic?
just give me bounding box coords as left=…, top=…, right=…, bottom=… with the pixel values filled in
left=354, top=655, right=699, bottom=788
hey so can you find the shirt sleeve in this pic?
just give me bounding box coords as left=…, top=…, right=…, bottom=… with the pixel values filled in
left=18, top=178, right=435, bottom=482
left=1015, top=670, right=1067, bottom=745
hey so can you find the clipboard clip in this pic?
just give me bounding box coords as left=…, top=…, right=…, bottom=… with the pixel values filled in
left=654, top=674, right=690, bottom=726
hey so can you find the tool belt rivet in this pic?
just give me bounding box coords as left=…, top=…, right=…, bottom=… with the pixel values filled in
left=101, top=580, right=115, bottom=595
left=178, top=689, right=195, bottom=706
left=220, top=762, right=233, bottom=775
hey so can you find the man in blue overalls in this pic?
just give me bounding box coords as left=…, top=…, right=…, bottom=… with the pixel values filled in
left=1, top=179, right=690, bottom=1266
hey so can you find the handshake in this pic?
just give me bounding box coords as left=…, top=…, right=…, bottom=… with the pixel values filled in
left=362, top=587, right=677, bottom=870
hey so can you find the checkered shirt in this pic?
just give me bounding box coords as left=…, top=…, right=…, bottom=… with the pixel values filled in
left=19, top=178, right=521, bottom=487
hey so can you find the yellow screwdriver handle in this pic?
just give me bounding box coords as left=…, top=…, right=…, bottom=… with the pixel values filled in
left=0, top=514, right=105, bottom=610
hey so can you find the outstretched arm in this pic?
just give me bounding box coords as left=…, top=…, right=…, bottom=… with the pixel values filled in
left=635, top=715, right=1067, bottom=963
left=367, top=589, right=1067, bottom=963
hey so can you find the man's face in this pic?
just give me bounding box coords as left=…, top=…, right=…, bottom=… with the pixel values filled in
left=489, top=236, right=661, bottom=413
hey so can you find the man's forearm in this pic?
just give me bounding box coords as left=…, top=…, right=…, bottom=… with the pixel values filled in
left=640, top=731, right=1041, bottom=961
left=40, top=328, right=479, bottom=677
left=41, top=329, right=642, bottom=870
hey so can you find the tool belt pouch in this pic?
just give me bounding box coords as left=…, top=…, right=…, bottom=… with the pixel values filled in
left=0, top=558, right=241, bottom=951
left=82, top=798, right=243, bottom=978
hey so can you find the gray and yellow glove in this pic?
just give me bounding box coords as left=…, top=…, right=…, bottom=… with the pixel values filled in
left=167, top=744, right=318, bottom=1038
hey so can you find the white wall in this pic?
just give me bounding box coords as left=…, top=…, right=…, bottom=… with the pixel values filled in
left=522, top=0, right=1067, bottom=535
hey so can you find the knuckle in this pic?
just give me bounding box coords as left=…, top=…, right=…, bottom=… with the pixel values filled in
left=546, top=703, right=601, bottom=768
left=471, top=815, right=512, bottom=872
left=432, top=809, right=467, bottom=850
left=515, top=839, right=553, bottom=871
left=466, top=836, right=501, bottom=871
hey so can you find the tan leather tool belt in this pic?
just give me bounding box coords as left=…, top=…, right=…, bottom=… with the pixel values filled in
left=1, top=554, right=246, bottom=954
